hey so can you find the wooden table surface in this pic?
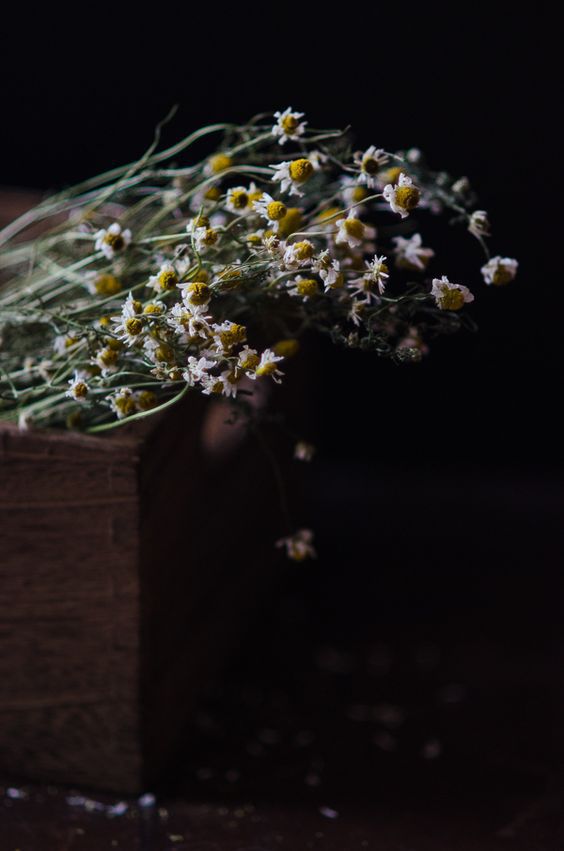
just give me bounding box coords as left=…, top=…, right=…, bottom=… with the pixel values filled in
left=1, top=190, right=563, bottom=849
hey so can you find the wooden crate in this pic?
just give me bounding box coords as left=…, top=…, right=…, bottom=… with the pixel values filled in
left=0, top=401, right=280, bottom=792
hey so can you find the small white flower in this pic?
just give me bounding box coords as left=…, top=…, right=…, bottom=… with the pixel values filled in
left=431, top=276, right=474, bottom=310
left=167, top=303, right=212, bottom=339
left=238, top=345, right=260, bottom=374
left=335, top=210, right=367, bottom=249
left=111, top=293, right=146, bottom=345
left=481, top=255, right=518, bottom=286
left=283, top=240, right=315, bottom=269
left=392, top=233, right=434, bottom=271
left=287, top=275, right=320, bottom=300
left=272, top=107, right=307, bottom=145
left=319, top=258, right=344, bottom=291
left=182, top=355, right=216, bottom=386
left=468, top=210, right=491, bottom=238
left=405, top=147, right=423, bottom=163
left=252, top=349, right=284, bottom=383
left=94, top=222, right=132, bottom=260
left=276, top=528, right=316, bottom=561
left=225, top=185, right=255, bottom=215
left=383, top=173, right=421, bottom=218
left=349, top=255, right=389, bottom=301
left=271, top=159, right=313, bottom=197
left=354, top=146, right=389, bottom=189
left=53, top=334, right=80, bottom=355
left=148, top=262, right=178, bottom=293
left=253, top=193, right=288, bottom=227
left=107, top=387, right=136, bottom=419
left=294, top=441, right=315, bottom=462
left=66, top=371, right=89, bottom=402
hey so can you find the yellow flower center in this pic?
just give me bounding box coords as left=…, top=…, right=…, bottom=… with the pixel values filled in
left=293, top=240, right=314, bottom=260
left=230, top=190, right=249, bottom=210
left=273, top=339, right=299, bottom=358
left=186, top=282, right=210, bottom=304
left=383, top=166, right=404, bottom=185
left=317, top=207, right=341, bottom=223
left=249, top=189, right=263, bottom=204
left=208, top=154, right=232, bottom=174
left=327, top=273, right=345, bottom=289
left=125, top=317, right=143, bottom=335
left=362, top=156, right=380, bottom=175
left=204, top=185, right=221, bottom=201
left=98, top=316, right=111, bottom=328
left=439, top=289, right=465, bottom=310
left=155, top=343, right=175, bottom=362
left=103, top=231, right=124, bottom=251
left=395, top=186, right=420, bottom=212
left=116, top=396, right=136, bottom=416
left=192, top=214, right=210, bottom=229
left=219, top=324, right=247, bottom=350
left=105, top=337, right=123, bottom=351
left=210, top=380, right=224, bottom=394
left=157, top=269, right=178, bottom=290
left=94, top=274, right=121, bottom=296
left=73, top=381, right=88, bottom=398
left=64, top=336, right=79, bottom=348
left=136, top=390, right=158, bottom=411
left=202, top=228, right=218, bottom=246
left=247, top=233, right=263, bottom=246
left=276, top=207, right=303, bottom=238
left=289, top=159, right=313, bottom=184
left=99, top=347, right=119, bottom=366
left=296, top=278, right=319, bottom=297
left=281, top=114, right=299, bottom=133
left=144, top=303, right=164, bottom=315
left=256, top=362, right=278, bottom=377
left=352, top=186, right=369, bottom=202
left=240, top=352, right=260, bottom=369
left=344, top=217, right=365, bottom=239
left=130, top=299, right=143, bottom=314
left=267, top=200, right=287, bottom=221
left=492, top=265, right=514, bottom=286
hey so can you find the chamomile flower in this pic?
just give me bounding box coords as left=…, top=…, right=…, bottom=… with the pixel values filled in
left=431, top=276, right=474, bottom=310
left=66, top=371, right=89, bottom=402
left=178, top=281, right=212, bottom=307
left=167, top=303, right=212, bottom=339
left=112, top=293, right=145, bottom=345
left=271, top=159, right=314, bottom=197
left=335, top=210, right=367, bottom=249
left=253, top=193, right=288, bottom=227
left=481, top=256, right=518, bottom=286
left=225, top=185, right=253, bottom=215
left=53, top=334, right=80, bottom=355
left=204, top=153, right=233, bottom=176
left=212, top=321, right=247, bottom=354
left=392, top=233, right=434, bottom=271
left=86, top=272, right=122, bottom=296
left=94, top=223, right=132, bottom=260
left=93, top=346, right=120, bottom=376
left=276, top=528, right=316, bottom=561
left=252, top=349, right=284, bottom=383
left=272, top=108, right=307, bottom=145
left=318, top=258, right=344, bottom=291
left=182, top=355, right=216, bottom=386
left=349, top=257, right=388, bottom=303
left=148, top=262, right=179, bottom=293
left=283, top=240, right=315, bottom=269
left=354, top=146, right=389, bottom=188
left=238, top=346, right=260, bottom=373
left=468, top=210, right=491, bottom=238
left=108, top=387, right=136, bottom=419
left=287, top=275, right=320, bottom=300
left=383, top=173, right=421, bottom=218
